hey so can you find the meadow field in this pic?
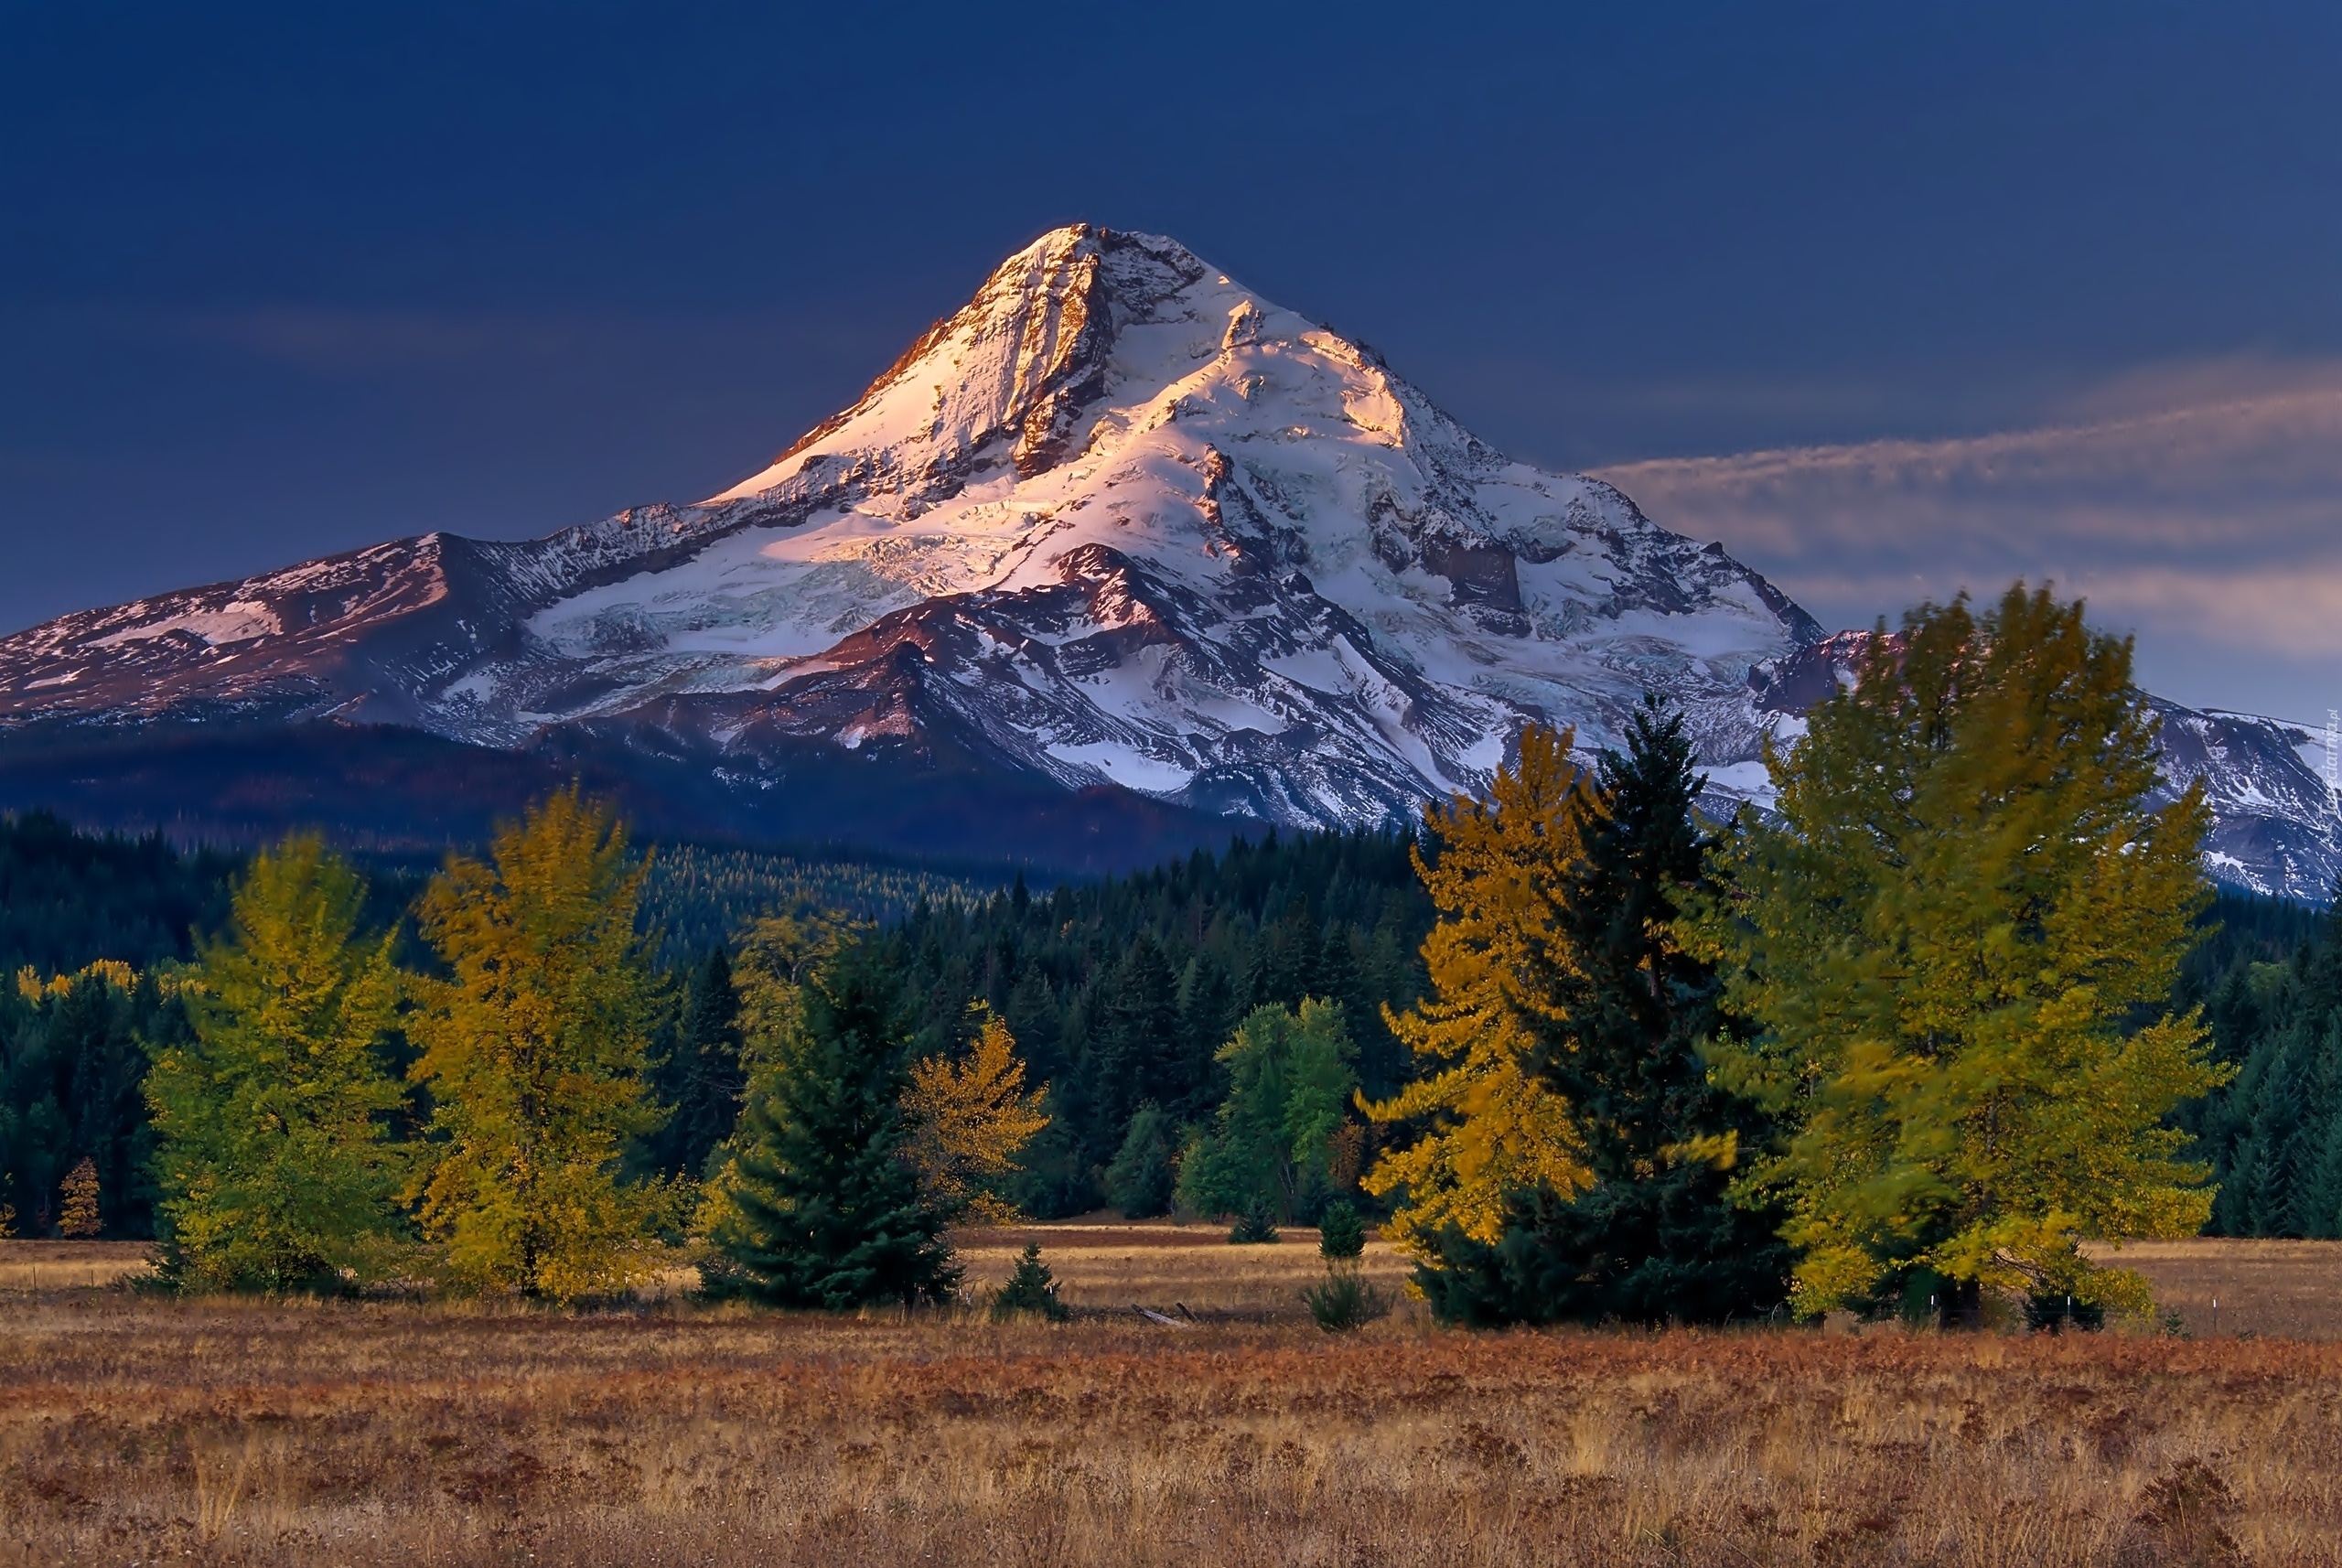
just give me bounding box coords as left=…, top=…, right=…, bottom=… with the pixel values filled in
left=5, top=1229, right=2341, bottom=1567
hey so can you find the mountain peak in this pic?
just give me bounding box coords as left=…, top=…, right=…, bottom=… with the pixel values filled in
left=61, top=229, right=2334, bottom=887
left=706, top=224, right=1218, bottom=508
left=0, top=222, right=1835, bottom=826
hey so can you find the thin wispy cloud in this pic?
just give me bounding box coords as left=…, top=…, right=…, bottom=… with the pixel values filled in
left=1595, top=367, right=2342, bottom=717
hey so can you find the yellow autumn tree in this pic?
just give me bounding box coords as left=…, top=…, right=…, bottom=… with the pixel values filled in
left=900, top=1007, right=1049, bottom=1223
left=1362, top=726, right=1594, bottom=1262
left=407, top=789, right=670, bottom=1301
left=732, top=912, right=860, bottom=1073
left=1692, top=585, right=2226, bottom=1321
left=58, top=1156, right=102, bottom=1239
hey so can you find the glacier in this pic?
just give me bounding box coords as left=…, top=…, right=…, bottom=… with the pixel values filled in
left=0, top=224, right=2333, bottom=894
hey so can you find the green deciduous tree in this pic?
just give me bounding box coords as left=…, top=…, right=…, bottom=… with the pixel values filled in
left=708, top=953, right=960, bottom=1309
left=1692, top=585, right=2225, bottom=1320
left=145, top=838, right=404, bottom=1290
left=408, top=789, right=669, bottom=1302
left=1176, top=998, right=1359, bottom=1223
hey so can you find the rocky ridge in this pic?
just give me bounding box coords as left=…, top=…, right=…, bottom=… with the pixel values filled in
left=0, top=225, right=2331, bottom=892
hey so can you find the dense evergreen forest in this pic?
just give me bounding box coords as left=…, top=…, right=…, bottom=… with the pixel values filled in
left=4, top=802, right=2339, bottom=1244
left=0, top=812, right=225, bottom=1236
left=881, top=828, right=1436, bottom=1218
left=2181, top=889, right=2342, bottom=1237
left=0, top=811, right=237, bottom=979
left=638, top=844, right=1002, bottom=965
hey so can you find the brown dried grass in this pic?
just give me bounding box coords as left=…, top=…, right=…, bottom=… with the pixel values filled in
left=0, top=1239, right=152, bottom=1291
left=4, top=1231, right=2341, bottom=1565
left=957, top=1220, right=1417, bottom=1318
left=2085, top=1239, right=2342, bottom=1339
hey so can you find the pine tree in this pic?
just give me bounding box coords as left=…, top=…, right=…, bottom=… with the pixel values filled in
left=1105, top=1101, right=1177, bottom=1218
left=1361, top=727, right=1593, bottom=1261
left=899, top=1007, right=1048, bottom=1222
left=648, top=947, right=746, bottom=1179
left=1316, top=1198, right=1366, bottom=1259
left=1097, top=932, right=1180, bottom=1136
left=144, top=838, right=404, bottom=1289
left=1175, top=953, right=1237, bottom=1119
left=1004, top=966, right=1063, bottom=1079
left=408, top=789, right=669, bottom=1302
left=1692, top=585, right=2226, bottom=1320
left=990, top=1240, right=1070, bottom=1321
left=1006, top=1101, right=1095, bottom=1220
left=710, top=953, right=960, bottom=1309
left=1417, top=700, right=1791, bottom=1326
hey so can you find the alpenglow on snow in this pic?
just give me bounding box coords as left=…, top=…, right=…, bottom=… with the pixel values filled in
left=0, top=226, right=2333, bottom=896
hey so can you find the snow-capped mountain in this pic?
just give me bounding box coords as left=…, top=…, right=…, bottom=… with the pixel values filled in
left=0, top=224, right=2333, bottom=892
left=2153, top=705, right=2340, bottom=902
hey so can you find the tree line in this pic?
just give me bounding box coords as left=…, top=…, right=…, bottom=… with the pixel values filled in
left=2186, top=892, right=2342, bottom=1238
left=4, top=582, right=2337, bottom=1324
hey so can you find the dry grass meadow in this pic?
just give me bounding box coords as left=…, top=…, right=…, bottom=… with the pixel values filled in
left=5, top=1227, right=2340, bottom=1567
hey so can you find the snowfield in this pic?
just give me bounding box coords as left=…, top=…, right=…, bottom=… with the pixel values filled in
left=0, top=225, right=2333, bottom=896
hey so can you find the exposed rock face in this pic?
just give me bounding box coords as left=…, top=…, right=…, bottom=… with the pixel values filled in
left=0, top=223, right=2330, bottom=891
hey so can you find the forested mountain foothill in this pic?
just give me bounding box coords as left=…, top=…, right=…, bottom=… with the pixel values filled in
left=7, top=590, right=2342, bottom=1321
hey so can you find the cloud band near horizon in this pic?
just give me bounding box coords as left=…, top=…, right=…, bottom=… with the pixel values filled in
left=1593, top=371, right=2342, bottom=721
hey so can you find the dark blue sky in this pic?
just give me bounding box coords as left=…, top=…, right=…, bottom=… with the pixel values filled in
left=7, top=2, right=2341, bottom=712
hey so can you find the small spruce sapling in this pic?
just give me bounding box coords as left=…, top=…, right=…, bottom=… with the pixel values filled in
left=1303, top=1265, right=1391, bottom=1334
left=1317, top=1199, right=1366, bottom=1260
left=1229, top=1199, right=1279, bottom=1244
left=1304, top=1203, right=1389, bottom=1333
left=991, top=1241, right=1071, bottom=1323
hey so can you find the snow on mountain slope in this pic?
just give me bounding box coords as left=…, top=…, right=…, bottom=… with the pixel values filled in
left=496, top=227, right=1821, bottom=817
left=0, top=226, right=1815, bottom=823
left=2154, top=704, right=2341, bottom=902
left=0, top=223, right=2331, bottom=893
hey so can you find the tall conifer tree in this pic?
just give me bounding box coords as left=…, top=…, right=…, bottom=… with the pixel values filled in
left=1417, top=701, right=1791, bottom=1325
left=1097, top=932, right=1179, bottom=1136
left=1361, top=727, right=1593, bottom=1262
left=709, top=954, right=960, bottom=1308
left=648, top=947, right=746, bottom=1179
